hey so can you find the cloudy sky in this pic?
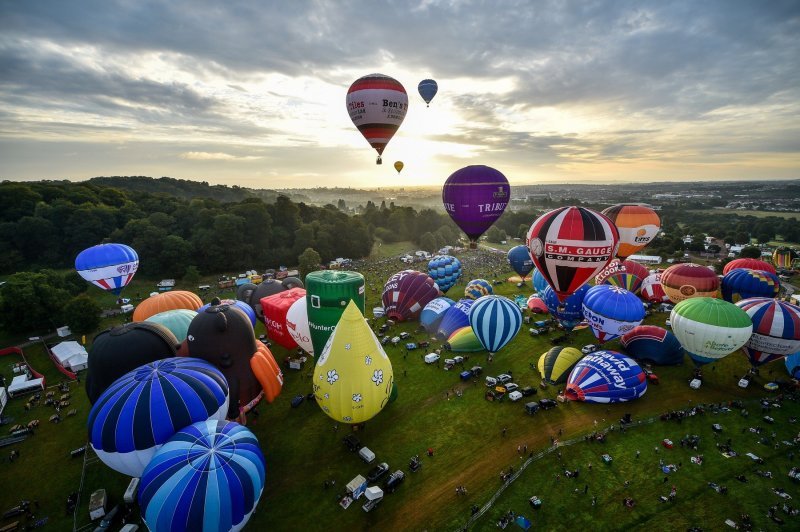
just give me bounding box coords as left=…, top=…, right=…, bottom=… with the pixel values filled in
left=1, top=0, right=798, bottom=188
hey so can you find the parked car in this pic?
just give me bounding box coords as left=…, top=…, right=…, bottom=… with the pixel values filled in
left=496, top=373, right=513, bottom=384
left=94, top=504, right=120, bottom=532
left=453, top=355, right=464, bottom=364
left=419, top=341, right=430, bottom=348
left=399, top=332, right=411, bottom=340
left=471, top=365, right=483, bottom=376
left=529, top=328, right=541, bottom=336
left=367, top=462, right=390, bottom=482
left=665, top=319, right=672, bottom=327
left=504, top=383, right=519, bottom=393
left=378, top=324, right=389, bottom=334
left=405, top=343, right=418, bottom=350
left=508, top=390, right=523, bottom=402
left=521, top=386, right=537, bottom=397
left=485, top=376, right=498, bottom=387
left=581, top=344, right=597, bottom=355
left=539, top=398, right=557, bottom=410
left=384, top=470, right=406, bottom=493
left=343, top=434, right=361, bottom=452
left=391, top=336, right=401, bottom=345
left=525, top=401, right=540, bottom=415
left=424, top=353, right=440, bottom=364
left=381, top=336, right=390, bottom=345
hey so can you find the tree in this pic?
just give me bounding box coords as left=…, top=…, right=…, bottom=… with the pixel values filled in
left=419, top=232, right=437, bottom=252
left=183, top=265, right=201, bottom=285
left=740, top=246, right=761, bottom=259
left=485, top=226, right=507, bottom=243
left=63, top=295, right=102, bottom=335
left=0, top=271, right=71, bottom=333
left=298, top=247, right=322, bottom=282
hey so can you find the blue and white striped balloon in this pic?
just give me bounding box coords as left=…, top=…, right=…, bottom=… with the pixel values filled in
left=428, top=255, right=462, bottom=293
left=469, top=295, right=522, bottom=354
left=139, top=420, right=266, bottom=532
left=87, top=357, right=229, bottom=477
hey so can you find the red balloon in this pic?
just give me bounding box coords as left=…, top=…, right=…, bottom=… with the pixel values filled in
left=722, top=258, right=777, bottom=276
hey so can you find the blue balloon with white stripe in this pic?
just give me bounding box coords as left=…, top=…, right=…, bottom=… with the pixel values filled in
left=420, top=297, right=455, bottom=334
left=139, top=420, right=266, bottom=532
left=428, top=255, right=462, bottom=293
left=531, top=268, right=548, bottom=294
left=87, top=357, right=229, bottom=477
left=438, top=298, right=475, bottom=340
left=75, top=242, right=138, bottom=295
left=469, top=295, right=522, bottom=354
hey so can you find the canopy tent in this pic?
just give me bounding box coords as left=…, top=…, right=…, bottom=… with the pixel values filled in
left=364, top=486, right=384, bottom=501
left=9, top=374, right=44, bottom=397
left=50, top=341, right=89, bottom=371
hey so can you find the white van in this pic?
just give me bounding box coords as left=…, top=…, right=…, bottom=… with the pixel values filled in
left=123, top=477, right=140, bottom=504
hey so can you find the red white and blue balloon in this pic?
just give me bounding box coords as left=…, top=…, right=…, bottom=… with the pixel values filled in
left=581, top=284, right=645, bottom=343
left=75, top=243, right=138, bottom=295
left=736, top=298, right=800, bottom=366
left=566, top=350, right=647, bottom=403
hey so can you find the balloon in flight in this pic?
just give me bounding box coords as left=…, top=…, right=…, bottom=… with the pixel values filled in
left=442, top=165, right=510, bottom=248
left=418, top=78, right=438, bottom=106
left=75, top=243, right=138, bottom=295
left=394, top=161, right=404, bottom=174
left=346, top=73, right=408, bottom=164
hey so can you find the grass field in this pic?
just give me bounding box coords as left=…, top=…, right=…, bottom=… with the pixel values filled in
left=1, top=247, right=798, bottom=531
left=704, top=209, right=800, bottom=220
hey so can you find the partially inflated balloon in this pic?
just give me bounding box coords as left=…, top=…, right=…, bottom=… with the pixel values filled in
left=132, top=291, right=203, bottom=322
left=427, top=255, right=462, bottom=293
left=198, top=299, right=256, bottom=328
left=437, top=299, right=474, bottom=340
left=527, top=206, right=619, bottom=302
left=620, top=326, right=684, bottom=365
left=661, top=263, right=719, bottom=303
left=566, top=351, right=647, bottom=403
left=286, top=296, right=314, bottom=356
left=670, top=297, right=752, bottom=366
left=640, top=273, right=669, bottom=303
left=601, top=204, right=660, bottom=259
left=442, top=165, right=510, bottom=248
left=445, top=326, right=484, bottom=352
left=381, top=270, right=439, bottom=322
left=786, top=352, right=800, bottom=378
left=313, top=302, right=393, bottom=424
left=723, top=258, right=776, bottom=276
left=261, top=288, right=306, bottom=350
left=469, top=295, right=522, bottom=354
left=721, top=268, right=780, bottom=302
left=773, top=247, right=798, bottom=269
left=531, top=268, right=549, bottom=294
left=75, top=243, right=138, bottom=295
left=347, top=73, right=408, bottom=164
left=418, top=78, right=438, bottom=106
left=595, top=259, right=650, bottom=294
left=508, top=245, right=534, bottom=277
left=736, top=298, right=800, bottom=367
left=527, top=296, right=548, bottom=314
left=394, top=161, right=404, bottom=174
left=145, top=309, right=197, bottom=343
left=538, top=347, right=584, bottom=385
left=581, top=284, right=645, bottom=343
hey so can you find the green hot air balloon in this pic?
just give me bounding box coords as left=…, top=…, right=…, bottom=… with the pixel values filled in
left=445, top=326, right=485, bottom=352
left=306, top=270, right=365, bottom=355
left=670, top=297, right=752, bottom=366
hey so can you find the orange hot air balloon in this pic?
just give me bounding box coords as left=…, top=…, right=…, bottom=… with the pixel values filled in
left=601, top=204, right=661, bottom=259
left=394, top=161, right=404, bottom=174
left=132, top=291, right=203, bottom=322
left=660, top=263, right=720, bottom=303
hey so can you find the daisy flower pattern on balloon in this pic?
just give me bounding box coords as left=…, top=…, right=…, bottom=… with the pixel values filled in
left=352, top=393, right=362, bottom=403
left=326, top=369, right=339, bottom=385
left=371, top=369, right=383, bottom=386
left=364, top=355, right=372, bottom=366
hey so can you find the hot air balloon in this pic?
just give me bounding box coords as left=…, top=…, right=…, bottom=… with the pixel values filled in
left=394, top=161, right=404, bottom=174
left=542, top=284, right=589, bottom=332
left=199, top=298, right=257, bottom=328
left=145, top=309, right=197, bottom=343
left=87, top=357, right=229, bottom=477
left=531, top=268, right=549, bottom=294
left=382, top=270, right=439, bottom=322
left=566, top=351, right=647, bottom=403
left=736, top=298, right=800, bottom=367
left=660, top=263, right=720, bottom=303
left=418, top=78, right=438, bottom=106
left=601, top=204, right=660, bottom=259
left=347, top=73, right=408, bottom=164
left=286, top=295, right=314, bottom=356
left=445, top=326, right=484, bottom=352
left=723, top=258, right=776, bottom=276
left=132, top=291, right=203, bottom=322
left=250, top=278, right=304, bottom=322
left=465, top=279, right=493, bottom=299
left=527, top=296, right=548, bottom=314
left=640, top=272, right=669, bottom=303
left=187, top=303, right=283, bottom=417
left=581, top=285, right=645, bottom=343
left=236, top=282, right=258, bottom=305
left=306, top=271, right=365, bottom=356
left=773, top=247, right=798, bottom=269
left=469, top=295, right=522, bottom=354
left=437, top=299, right=474, bottom=340
left=670, top=297, right=752, bottom=366
left=507, top=245, right=534, bottom=278
left=786, top=352, right=800, bottom=378
left=721, top=268, right=780, bottom=303
left=313, top=301, right=393, bottom=424
left=527, top=206, right=619, bottom=302
left=420, top=297, right=455, bottom=335
left=442, top=165, right=510, bottom=248
left=139, top=420, right=265, bottom=532
left=261, top=288, right=306, bottom=350
left=595, top=259, right=650, bottom=294
left=86, top=322, right=179, bottom=404
left=75, top=243, right=138, bottom=295
left=538, top=347, right=584, bottom=385
left=620, top=326, right=684, bottom=365
left=427, top=255, right=463, bottom=293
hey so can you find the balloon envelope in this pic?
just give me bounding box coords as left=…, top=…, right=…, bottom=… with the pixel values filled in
left=595, top=259, right=650, bottom=294
left=542, top=284, right=589, bottom=332
left=581, top=285, right=645, bottom=343
left=527, top=206, right=619, bottom=302
left=420, top=297, right=455, bottom=334
left=133, top=291, right=203, bottom=322
left=773, top=247, right=798, bottom=269
left=394, top=161, right=404, bottom=173
left=381, top=270, right=439, bottom=322
left=313, top=302, right=393, bottom=424
left=442, top=165, right=510, bottom=247
left=347, top=73, right=408, bottom=162
left=508, top=245, right=534, bottom=277
left=538, top=346, right=584, bottom=385
left=306, top=270, right=365, bottom=356
left=75, top=243, right=138, bottom=295
left=736, top=298, right=800, bottom=366
left=670, top=297, right=752, bottom=365
left=88, top=357, right=229, bottom=477
left=531, top=268, right=549, bottom=294
left=445, top=326, right=484, bottom=352
left=786, top=352, right=800, bottom=378
left=601, top=204, right=660, bottom=259
left=721, top=268, right=780, bottom=303
left=261, top=288, right=306, bottom=350
left=661, top=263, right=720, bottom=303
left=527, top=296, right=548, bottom=314
left=437, top=299, right=474, bottom=340
left=145, top=309, right=197, bottom=343
left=566, top=350, right=647, bottom=403
left=469, top=295, right=522, bottom=354
left=640, top=273, right=669, bottom=303
left=139, top=420, right=265, bottom=532
left=198, top=299, right=256, bottom=328
left=723, top=258, right=776, bottom=276
left=418, top=78, right=438, bottom=105
left=427, top=255, right=462, bottom=293
left=620, top=325, right=684, bottom=365
left=286, top=296, right=314, bottom=356
left=465, top=279, right=493, bottom=299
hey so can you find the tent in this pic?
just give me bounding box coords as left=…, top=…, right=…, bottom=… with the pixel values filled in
left=364, top=486, right=383, bottom=501
left=9, top=374, right=44, bottom=397
left=51, top=341, right=89, bottom=371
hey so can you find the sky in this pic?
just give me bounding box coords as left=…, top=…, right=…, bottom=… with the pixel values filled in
left=1, top=0, right=799, bottom=189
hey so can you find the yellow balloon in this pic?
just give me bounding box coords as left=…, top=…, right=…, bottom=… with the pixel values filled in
left=313, top=301, right=393, bottom=424
left=394, top=161, right=404, bottom=174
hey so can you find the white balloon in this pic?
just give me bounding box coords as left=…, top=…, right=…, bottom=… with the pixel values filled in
left=287, top=296, right=314, bottom=356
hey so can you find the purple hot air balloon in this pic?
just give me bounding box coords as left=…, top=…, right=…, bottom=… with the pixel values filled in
left=381, top=270, right=440, bottom=322
left=442, top=165, right=510, bottom=248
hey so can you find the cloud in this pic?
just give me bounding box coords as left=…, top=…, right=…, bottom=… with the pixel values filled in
left=179, top=151, right=262, bottom=161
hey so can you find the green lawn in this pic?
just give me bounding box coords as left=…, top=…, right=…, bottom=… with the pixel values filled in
left=1, top=250, right=797, bottom=531
left=706, top=209, right=800, bottom=220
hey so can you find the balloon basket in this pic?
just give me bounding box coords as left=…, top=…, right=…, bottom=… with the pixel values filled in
left=376, top=156, right=382, bottom=165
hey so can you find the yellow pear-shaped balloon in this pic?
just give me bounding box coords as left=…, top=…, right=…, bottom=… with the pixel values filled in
left=313, top=301, right=394, bottom=424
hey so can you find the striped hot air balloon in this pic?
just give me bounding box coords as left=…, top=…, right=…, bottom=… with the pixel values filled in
left=437, top=299, right=474, bottom=340
left=75, top=243, right=138, bottom=295
left=381, top=270, right=439, bottom=322
left=87, top=357, right=229, bottom=477
left=670, top=298, right=752, bottom=366
left=773, top=247, right=798, bottom=269
left=581, top=284, right=645, bottom=343
left=526, top=206, right=619, bottom=302
left=346, top=73, right=408, bottom=164
left=427, top=255, right=462, bottom=293
left=640, top=272, right=669, bottom=303
left=736, top=298, right=800, bottom=367
left=660, top=263, right=719, bottom=303
left=542, top=284, right=589, bottom=332
left=723, top=258, right=776, bottom=276
left=469, top=295, right=522, bottom=354
left=595, top=259, right=650, bottom=294
left=465, top=279, right=493, bottom=300
left=420, top=297, right=455, bottom=334
left=531, top=268, right=549, bottom=294
left=721, top=268, right=780, bottom=302
left=538, top=346, right=584, bottom=385
left=601, top=204, right=660, bottom=259
left=565, top=350, right=647, bottom=403
left=620, top=325, right=684, bottom=365
left=139, top=420, right=266, bottom=532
